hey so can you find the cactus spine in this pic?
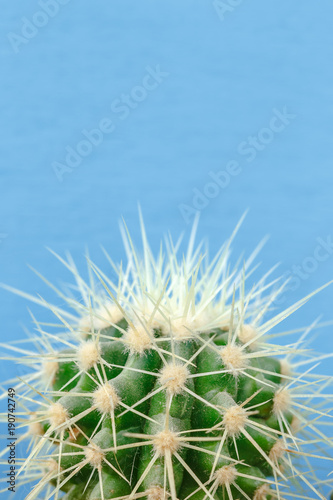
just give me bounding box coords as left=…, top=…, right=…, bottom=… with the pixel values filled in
left=1, top=219, right=332, bottom=500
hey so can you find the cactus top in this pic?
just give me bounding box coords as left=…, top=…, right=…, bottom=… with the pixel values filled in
left=1, top=217, right=332, bottom=500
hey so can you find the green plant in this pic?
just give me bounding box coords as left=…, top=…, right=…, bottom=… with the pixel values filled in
left=1, top=218, right=332, bottom=500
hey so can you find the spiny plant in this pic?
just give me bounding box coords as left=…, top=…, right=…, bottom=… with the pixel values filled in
left=0, top=216, right=332, bottom=500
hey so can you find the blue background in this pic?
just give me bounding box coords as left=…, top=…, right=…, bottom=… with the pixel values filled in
left=0, top=1, right=332, bottom=497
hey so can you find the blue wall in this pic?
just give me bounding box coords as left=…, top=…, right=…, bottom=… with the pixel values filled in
left=0, top=1, right=332, bottom=497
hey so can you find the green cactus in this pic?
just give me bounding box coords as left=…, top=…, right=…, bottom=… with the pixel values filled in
left=1, top=219, right=332, bottom=500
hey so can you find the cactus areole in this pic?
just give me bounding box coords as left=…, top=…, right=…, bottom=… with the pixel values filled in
left=2, top=218, right=332, bottom=500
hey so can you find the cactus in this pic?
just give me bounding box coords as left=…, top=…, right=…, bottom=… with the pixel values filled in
left=1, top=218, right=332, bottom=500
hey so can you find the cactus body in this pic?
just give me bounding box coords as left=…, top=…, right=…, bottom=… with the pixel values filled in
left=1, top=220, right=332, bottom=500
